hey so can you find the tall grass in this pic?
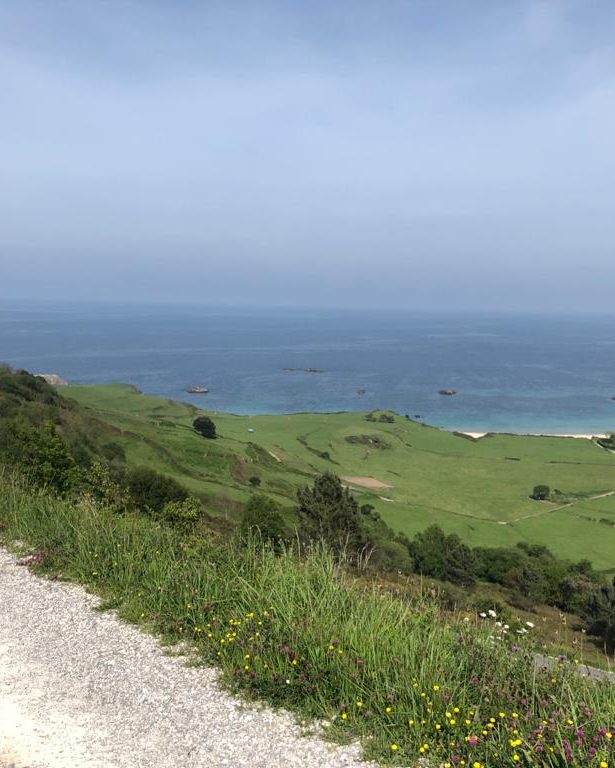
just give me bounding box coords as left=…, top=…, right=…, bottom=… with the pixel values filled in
left=0, top=472, right=613, bottom=767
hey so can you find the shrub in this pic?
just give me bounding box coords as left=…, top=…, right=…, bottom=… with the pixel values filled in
left=127, top=467, right=189, bottom=515
left=158, top=497, right=201, bottom=530
left=238, top=494, right=289, bottom=545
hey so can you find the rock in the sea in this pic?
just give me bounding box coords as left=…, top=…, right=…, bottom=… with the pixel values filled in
left=438, top=388, right=457, bottom=396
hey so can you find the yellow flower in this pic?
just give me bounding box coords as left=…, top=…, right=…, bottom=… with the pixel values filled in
left=513, top=756, right=520, bottom=763
left=341, top=713, right=347, bottom=720
left=356, top=701, right=363, bottom=708
left=433, top=684, right=440, bottom=691
left=473, top=762, right=482, bottom=768
left=385, top=707, right=392, bottom=713
left=390, top=744, right=399, bottom=752
left=599, top=762, right=607, bottom=768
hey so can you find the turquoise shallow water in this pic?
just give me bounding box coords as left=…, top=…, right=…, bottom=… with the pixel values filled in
left=2, top=301, right=615, bottom=434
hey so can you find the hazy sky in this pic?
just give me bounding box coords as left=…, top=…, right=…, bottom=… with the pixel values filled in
left=1, top=1, right=614, bottom=311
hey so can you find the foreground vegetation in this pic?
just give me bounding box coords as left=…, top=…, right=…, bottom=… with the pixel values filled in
left=1, top=473, right=614, bottom=767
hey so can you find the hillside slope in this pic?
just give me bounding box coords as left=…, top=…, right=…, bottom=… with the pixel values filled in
left=66, top=383, right=615, bottom=570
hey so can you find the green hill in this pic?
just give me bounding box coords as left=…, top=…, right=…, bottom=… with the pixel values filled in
left=65, top=383, right=615, bottom=571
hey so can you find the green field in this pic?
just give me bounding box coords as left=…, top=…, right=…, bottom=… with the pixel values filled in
left=66, top=383, right=615, bottom=571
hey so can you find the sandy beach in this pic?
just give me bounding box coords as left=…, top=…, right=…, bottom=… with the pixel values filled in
left=460, top=431, right=609, bottom=440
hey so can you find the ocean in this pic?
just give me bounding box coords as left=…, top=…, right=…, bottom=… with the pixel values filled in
left=1, top=301, right=615, bottom=435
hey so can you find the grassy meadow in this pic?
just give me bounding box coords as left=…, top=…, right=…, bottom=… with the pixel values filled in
left=66, top=384, right=615, bottom=571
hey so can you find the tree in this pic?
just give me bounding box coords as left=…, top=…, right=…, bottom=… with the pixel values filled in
left=296, top=473, right=365, bottom=555
left=193, top=416, right=216, bottom=439
left=408, top=525, right=477, bottom=586
left=239, top=494, right=288, bottom=545
left=248, top=475, right=261, bottom=488
left=531, top=484, right=551, bottom=500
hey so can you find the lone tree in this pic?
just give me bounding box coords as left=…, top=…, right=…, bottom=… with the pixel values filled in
left=193, top=415, right=217, bottom=439
left=531, top=484, right=551, bottom=500
left=296, top=473, right=365, bottom=555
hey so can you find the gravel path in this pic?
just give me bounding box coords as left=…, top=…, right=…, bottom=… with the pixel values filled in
left=0, top=549, right=376, bottom=768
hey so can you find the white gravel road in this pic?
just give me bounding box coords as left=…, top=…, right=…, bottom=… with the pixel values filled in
left=0, top=548, right=375, bottom=768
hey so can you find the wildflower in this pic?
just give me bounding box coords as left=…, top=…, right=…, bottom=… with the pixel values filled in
left=525, top=621, right=535, bottom=628
left=356, top=701, right=363, bottom=708
left=433, top=684, right=440, bottom=692
left=390, top=744, right=399, bottom=752
left=341, top=713, right=347, bottom=721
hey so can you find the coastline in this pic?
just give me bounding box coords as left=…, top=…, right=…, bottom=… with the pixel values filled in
left=58, top=379, right=615, bottom=441
left=459, top=430, right=609, bottom=440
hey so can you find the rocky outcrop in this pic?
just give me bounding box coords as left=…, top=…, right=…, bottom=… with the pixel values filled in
left=37, top=374, right=68, bottom=386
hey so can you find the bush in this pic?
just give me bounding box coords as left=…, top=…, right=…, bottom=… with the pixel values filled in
left=158, top=497, right=201, bottom=530
left=127, top=467, right=189, bottom=515
left=238, top=494, right=289, bottom=545
left=193, top=416, right=216, bottom=439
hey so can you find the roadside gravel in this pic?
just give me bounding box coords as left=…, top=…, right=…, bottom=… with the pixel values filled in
left=0, top=548, right=377, bottom=768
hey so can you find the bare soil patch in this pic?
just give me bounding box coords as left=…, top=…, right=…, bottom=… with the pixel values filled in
left=341, top=476, right=392, bottom=490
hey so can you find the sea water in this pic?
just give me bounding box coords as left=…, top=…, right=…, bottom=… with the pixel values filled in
left=1, top=301, right=615, bottom=435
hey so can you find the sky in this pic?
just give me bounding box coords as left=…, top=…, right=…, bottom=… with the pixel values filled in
left=1, top=0, right=614, bottom=312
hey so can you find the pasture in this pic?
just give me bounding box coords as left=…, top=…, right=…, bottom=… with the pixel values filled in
left=66, top=384, right=615, bottom=570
